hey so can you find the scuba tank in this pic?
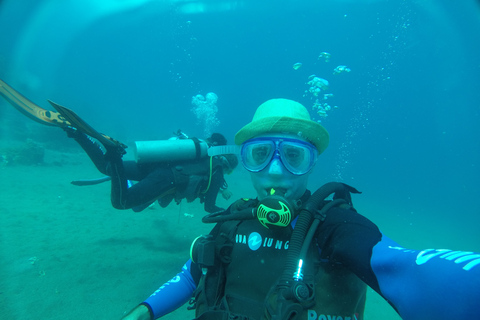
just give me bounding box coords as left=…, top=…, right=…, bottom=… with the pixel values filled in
left=134, top=138, right=209, bottom=163
left=133, top=138, right=238, bottom=164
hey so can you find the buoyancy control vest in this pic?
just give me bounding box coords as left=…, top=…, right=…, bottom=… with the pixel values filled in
left=133, top=136, right=221, bottom=204
left=170, top=156, right=222, bottom=203
left=191, top=183, right=367, bottom=320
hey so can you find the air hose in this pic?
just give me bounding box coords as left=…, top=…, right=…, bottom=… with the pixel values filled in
left=265, top=182, right=361, bottom=320
left=202, top=207, right=255, bottom=223
left=284, top=182, right=356, bottom=282
left=295, top=198, right=347, bottom=279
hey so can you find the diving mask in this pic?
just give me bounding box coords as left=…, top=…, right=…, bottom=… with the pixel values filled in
left=241, top=137, right=317, bottom=175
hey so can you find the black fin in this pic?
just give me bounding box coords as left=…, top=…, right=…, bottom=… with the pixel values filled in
left=48, top=100, right=127, bottom=152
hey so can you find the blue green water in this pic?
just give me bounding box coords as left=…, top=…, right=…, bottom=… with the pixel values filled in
left=0, top=1, right=479, bottom=318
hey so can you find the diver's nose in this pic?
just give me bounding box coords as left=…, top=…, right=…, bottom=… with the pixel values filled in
left=268, top=155, right=285, bottom=176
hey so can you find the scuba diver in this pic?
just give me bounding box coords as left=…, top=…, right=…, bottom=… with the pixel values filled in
left=0, top=79, right=238, bottom=214
left=67, top=126, right=238, bottom=213
left=121, top=99, right=480, bottom=320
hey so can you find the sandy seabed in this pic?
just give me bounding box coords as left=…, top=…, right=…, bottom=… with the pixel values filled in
left=1, top=149, right=402, bottom=320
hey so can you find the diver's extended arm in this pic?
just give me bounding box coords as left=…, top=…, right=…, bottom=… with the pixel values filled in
left=316, top=207, right=480, bottom=319
left=369, top=234, right=480, bottom=319
left=138, top=260, right=197, bottom=319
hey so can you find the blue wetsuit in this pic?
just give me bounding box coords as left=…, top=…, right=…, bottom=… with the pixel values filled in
left=142, top=205, right=480, bottom=319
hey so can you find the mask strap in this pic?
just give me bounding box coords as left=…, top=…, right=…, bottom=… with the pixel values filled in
left=208, top=145, right=240, bottom=156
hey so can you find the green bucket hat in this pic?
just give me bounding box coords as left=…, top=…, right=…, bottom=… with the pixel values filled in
left=234, top=99, right=329, bottom=154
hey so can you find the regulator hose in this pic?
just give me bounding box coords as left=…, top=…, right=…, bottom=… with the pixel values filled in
left=265, top=182, right=361, bottom=320
left=202, top=207, right=256, bottom=223
left=282, top=182, right=359, bottom=285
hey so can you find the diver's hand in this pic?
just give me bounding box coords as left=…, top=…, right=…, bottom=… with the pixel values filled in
left=121, top=304, right=151, bottom=320
left=221, top=188, right=233, bottom=200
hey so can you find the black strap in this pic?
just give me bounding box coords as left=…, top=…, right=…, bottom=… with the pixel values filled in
left=196, top=310, right=253, bottom=320
left=191, top=137, right=202, bottom=160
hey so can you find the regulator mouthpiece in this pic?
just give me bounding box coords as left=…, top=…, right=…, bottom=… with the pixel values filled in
left=256, top=188, right=293, bottom=229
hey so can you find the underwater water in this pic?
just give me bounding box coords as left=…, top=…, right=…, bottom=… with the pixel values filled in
left=0, top=0, right=479, bottom=319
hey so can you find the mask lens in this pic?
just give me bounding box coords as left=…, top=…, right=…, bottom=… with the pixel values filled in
left=280, top=141, right=315, bottom=175
left=241, top=138, right=316, bottom=175
left=241, top=140, right=275, bottom=172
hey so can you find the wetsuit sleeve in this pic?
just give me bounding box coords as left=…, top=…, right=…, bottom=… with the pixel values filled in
left=143, top=260, right=197, bottom=319
left=316, top=207, right=480, bottom=319
left=370, top=234, right=480, bottom=319
left=203, top=167, right=224, bottom=213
